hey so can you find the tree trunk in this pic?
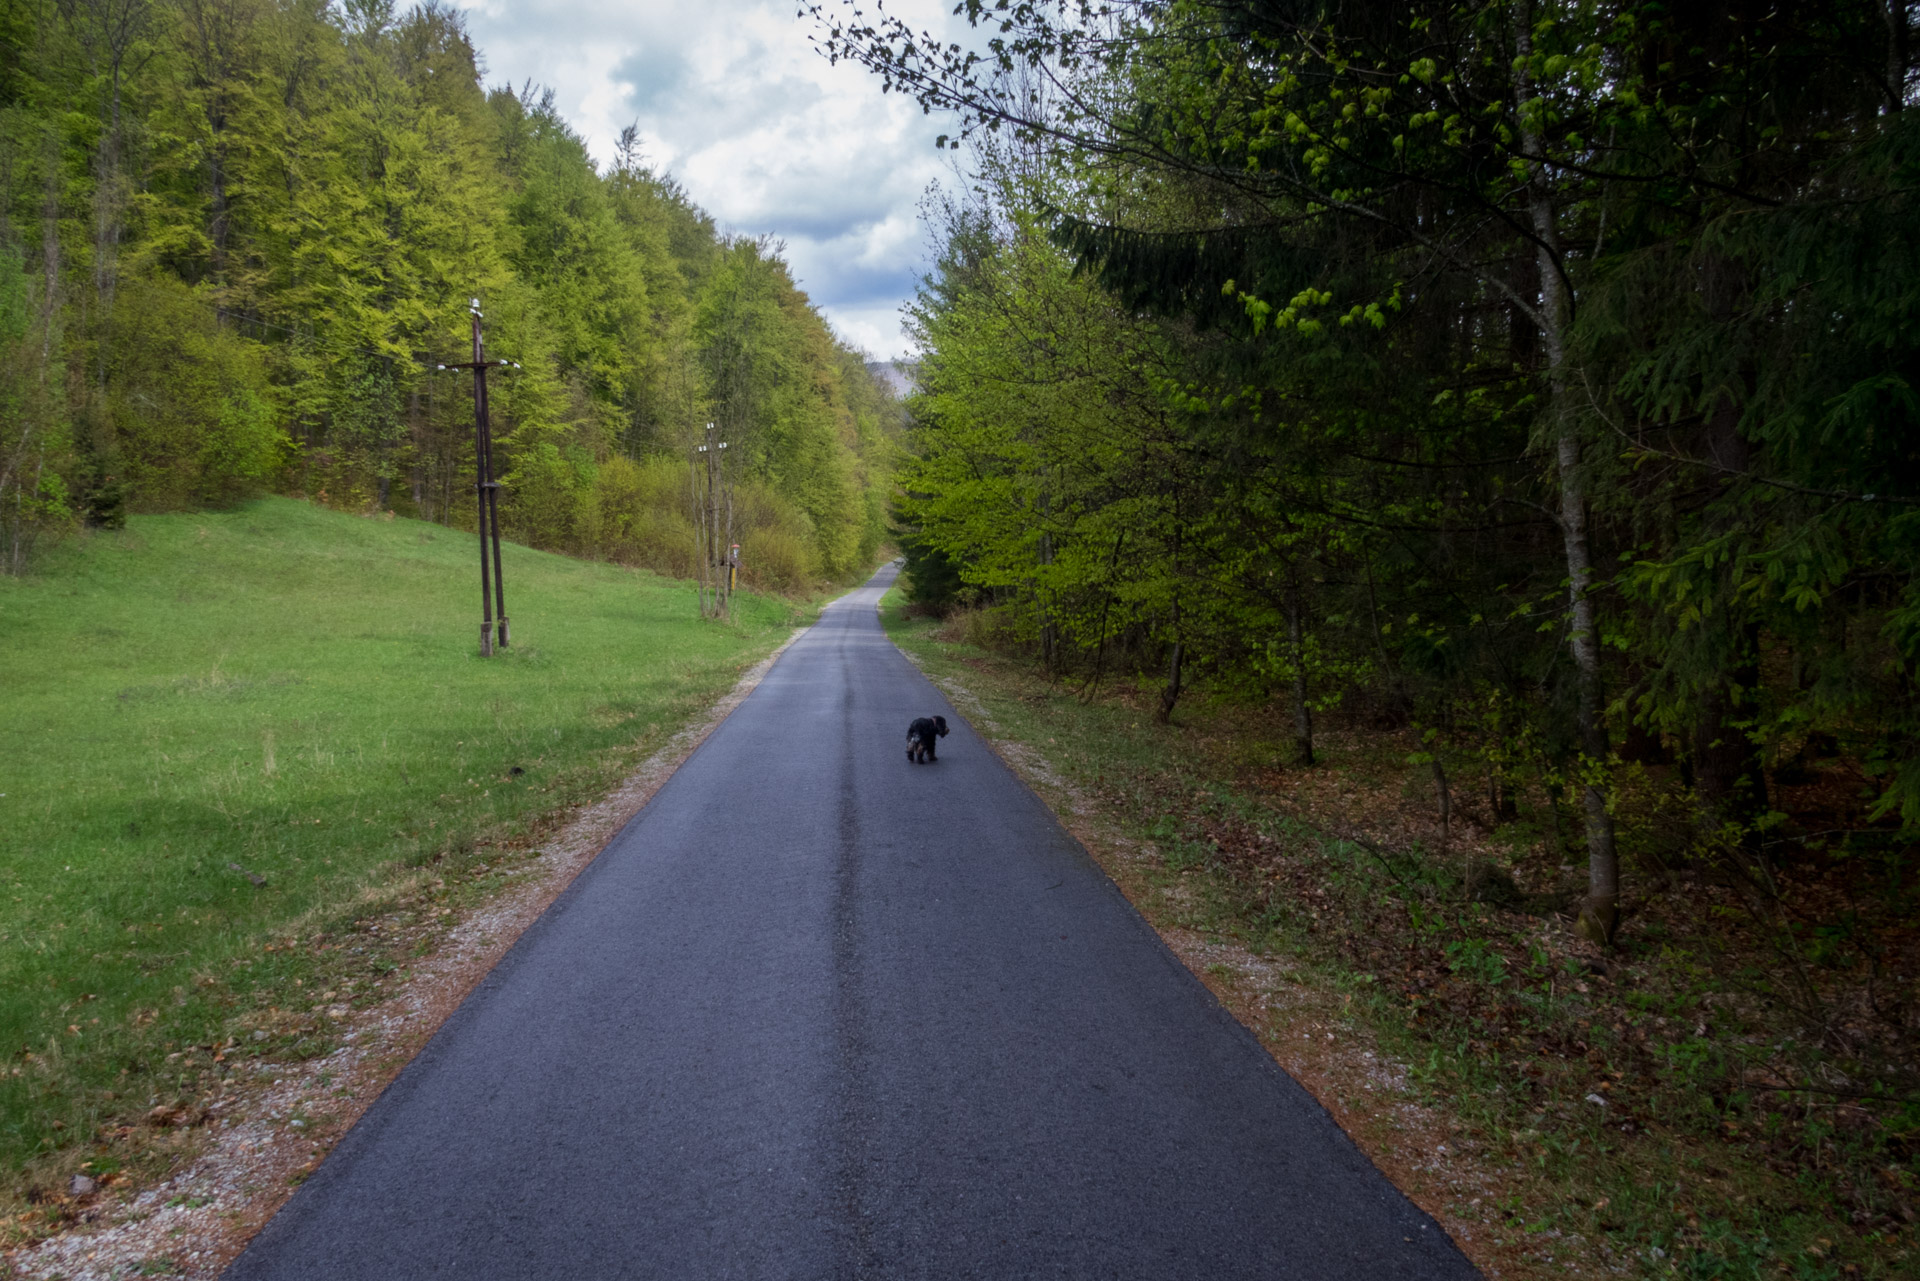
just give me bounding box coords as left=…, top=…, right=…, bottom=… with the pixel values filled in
left=1036, top=482, right=1056, bottom=671
left=178, top=0, right=248, bottom=277
left=1364, top=558, right=1410, bottom=725
left=1691, top=295, right=1769, bottom=844
left=87, top=0, right=146, bottom=354
left=40, top=131, right=59, bottom=367
left=1037, top=539, right=1056, bottom=670
left=1693, top=615, right=1767, bottom=844
left=1158, top=640, right=1184, bottom=723
left=1514, top=0, right=1620, bottom=943
left=1158, top=592, right=1185, bottom=723
left=407, top=389, right=423, bottom=513
left=1286, top=576, right=1314, bottom=765
left=92, top=87, right=121, bottom=332
left=1488, top=766, right=1518, bottom=821
left=1083, top=531, right=1126, bottom=700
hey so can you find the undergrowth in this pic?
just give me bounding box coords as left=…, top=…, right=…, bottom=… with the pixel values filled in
left=882, top=590, right=1918, bottom=1281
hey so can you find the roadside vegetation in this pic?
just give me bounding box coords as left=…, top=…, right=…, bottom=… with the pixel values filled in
left=884, top=588, right=1916, bottom=1279
left=816, top=1, right=1920, bottom=1272
left=0, top=497, right=808, bottom=1212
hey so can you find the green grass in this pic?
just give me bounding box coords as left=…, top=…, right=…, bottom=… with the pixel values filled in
left=0, top=498, right=805, bottom=1174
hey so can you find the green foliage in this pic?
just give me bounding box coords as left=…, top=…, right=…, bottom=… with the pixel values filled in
left=0, top=243, right=25, bottom=343
left=0, top=0, right=895, bottom=587
left=830, top=0, right=1920, bottom=845
left=104, top=276, right=285, bottom=507
left=579, top=454, right=699, bottom=579
left=896, top=518, right=965, bottom=612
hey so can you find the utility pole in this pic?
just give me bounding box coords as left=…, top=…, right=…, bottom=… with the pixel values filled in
left=694, top=422, right=732, bottom=620
left=436, top=298, right=520, bottom=656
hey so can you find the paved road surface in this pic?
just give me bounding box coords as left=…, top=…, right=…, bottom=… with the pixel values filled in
left=225, top=565, right=1478, bottom=1279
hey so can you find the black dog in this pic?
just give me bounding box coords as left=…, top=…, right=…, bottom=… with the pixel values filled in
left=906, top=715, right=948, bottom=763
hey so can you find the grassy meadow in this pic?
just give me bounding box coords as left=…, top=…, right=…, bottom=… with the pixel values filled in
left=0, top=498, right=804, bottom=1176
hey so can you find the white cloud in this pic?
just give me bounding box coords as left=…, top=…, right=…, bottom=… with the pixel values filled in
left=455, top=0, right=960, bottom=358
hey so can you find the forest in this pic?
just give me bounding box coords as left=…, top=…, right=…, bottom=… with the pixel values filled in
left=815, top=3, right=1920, bottom=1254
left=0, top=0, right=899, bottom=593
left=819, top=0, right=1920, bottom=944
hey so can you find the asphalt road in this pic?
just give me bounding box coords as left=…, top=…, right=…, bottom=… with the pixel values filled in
left=224, top=564, right=1479, bottom=1280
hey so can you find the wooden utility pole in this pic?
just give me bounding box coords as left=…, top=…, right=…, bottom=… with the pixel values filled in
left=437, top=298, right=520, bottom=655
left=693, top=422, right=733, bottom=620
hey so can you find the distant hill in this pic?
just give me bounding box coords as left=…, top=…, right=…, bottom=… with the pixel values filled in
left=866, top=360, right=921, bottom=399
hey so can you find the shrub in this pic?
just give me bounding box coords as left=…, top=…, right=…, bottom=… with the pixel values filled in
left=741, top=523, right=813, bottom=593
left=501, top=438, right=583, bottom=549
left=106, top=276, right=286, bottom=508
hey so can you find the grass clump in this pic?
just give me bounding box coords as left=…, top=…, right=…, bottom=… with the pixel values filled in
left=0, top=497, right=805, bottom=1185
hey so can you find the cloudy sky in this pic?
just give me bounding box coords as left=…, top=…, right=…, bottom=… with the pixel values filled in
left=453, top=0, right=963, bottom=359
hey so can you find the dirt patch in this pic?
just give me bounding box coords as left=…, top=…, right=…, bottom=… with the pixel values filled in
left=2, top=629, right=810, bottom=1281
